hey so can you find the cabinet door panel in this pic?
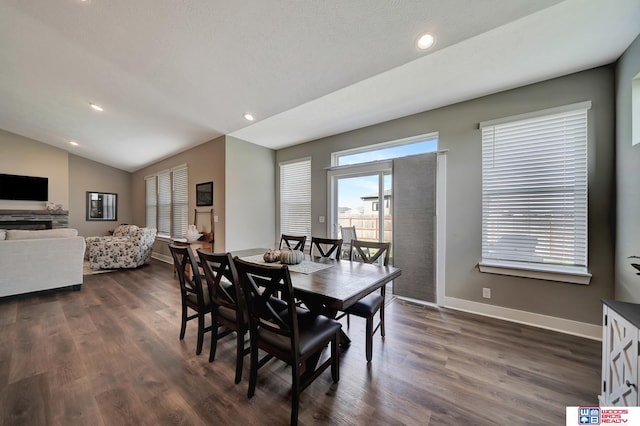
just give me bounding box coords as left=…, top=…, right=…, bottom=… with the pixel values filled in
left=604, top=308, right=639, bottom=406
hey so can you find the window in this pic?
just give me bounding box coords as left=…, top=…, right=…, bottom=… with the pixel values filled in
left=332, top=132, right=437, bottom=166
left=479, top=102, right=591, bottom=284
left=372, top=201, right=379, bottom=211
left=145, top=165, right=188, bottom=238
left=280, top=158, right=311, bottom=243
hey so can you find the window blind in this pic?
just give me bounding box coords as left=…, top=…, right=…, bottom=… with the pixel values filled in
left=280, top=159, right=311, bottom=242
left=171, top=165, right=188, bottom=239
left=145, top=165, right=188, bottom=238
left=145, top=177, right=157, bottom=229
left=481, top=105, right=589, bottom=273
left=157, top=171, right=171, bottom=237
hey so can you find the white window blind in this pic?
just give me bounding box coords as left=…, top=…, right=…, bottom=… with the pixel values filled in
left=172, top=166, right=189, bottom=239
left=157, top=171, right=171, bottom=236
left=145, top=165, right=188, bottom=238
left=280, top=159, right=311, bottom=242
left=145, top=177, right=157, bottom=229
left=480, top=103, right=590, bottom=279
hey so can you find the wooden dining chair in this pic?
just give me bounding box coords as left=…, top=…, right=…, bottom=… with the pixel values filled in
left=233, top=257, right=341, bottom=426
left=279, top=234, right=307, bottom=251
left=169, top=244, right=213, bottom=355
left=342, top=240, right=391, bottom=362
left=310, top=237, right=343, bottom=260
left=197, top=250, right=248, bottom=384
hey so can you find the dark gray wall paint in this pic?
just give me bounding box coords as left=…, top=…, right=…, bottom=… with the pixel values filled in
left=277, top=66, right=616, bottom=325
left=616, top=33, right=640, bottom=302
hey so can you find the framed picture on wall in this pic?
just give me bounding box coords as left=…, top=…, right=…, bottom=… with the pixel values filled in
left=196, top=182, right=213, bottom=206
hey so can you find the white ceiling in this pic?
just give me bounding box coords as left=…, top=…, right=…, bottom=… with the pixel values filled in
left=1, top=0, right=639, bottom=172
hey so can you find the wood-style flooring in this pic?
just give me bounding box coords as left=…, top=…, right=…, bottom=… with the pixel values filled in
left=0, top=259, right=601, bottom=425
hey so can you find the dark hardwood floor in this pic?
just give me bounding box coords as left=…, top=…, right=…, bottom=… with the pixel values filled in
left=0, top=259, right=601, bottom=425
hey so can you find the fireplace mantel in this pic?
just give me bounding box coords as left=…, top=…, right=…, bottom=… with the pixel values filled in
left=0, top=210, right=69, bottom=229
left=0, top=209, right=69, bottom=215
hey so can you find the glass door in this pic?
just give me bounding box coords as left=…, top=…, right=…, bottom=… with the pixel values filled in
left=328, top=162, right=392, bottom=256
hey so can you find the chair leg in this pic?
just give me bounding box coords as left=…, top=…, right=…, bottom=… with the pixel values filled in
left=248, top=341, right=258, bottom=398
left=346, top=313, right=350, bottom=329
left=291, top=364, right=300, bottom=426
left=366, top=315, right=373, bottom=363
left=380, top=303, right=386, bottom=338
left=331, top=334, right=340, bottom=383
left=209, top=316, right=219, bottom=362
left=196, top=312, right=205, bottom=355
left=234, top=331, right=244, bottom=384
left=179, top=303, right=187, bottom=340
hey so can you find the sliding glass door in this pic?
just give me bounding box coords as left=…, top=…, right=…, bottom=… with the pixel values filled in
left=328, top=162, right=392, bottom=249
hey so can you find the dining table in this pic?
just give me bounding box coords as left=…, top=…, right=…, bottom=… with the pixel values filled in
left=230, top=248, right=402, bottom=347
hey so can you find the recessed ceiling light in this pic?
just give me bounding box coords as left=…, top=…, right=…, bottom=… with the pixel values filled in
left=416, top=33, right=435, bottom=50
left=69, top=141, right=79, bottom=146
left=243, top=113, right=255, bottom=121
left=90, top=103, right=104, bottom=112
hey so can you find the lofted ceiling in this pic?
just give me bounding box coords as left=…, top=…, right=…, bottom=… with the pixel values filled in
left=0, top=0, right=639, bottom=172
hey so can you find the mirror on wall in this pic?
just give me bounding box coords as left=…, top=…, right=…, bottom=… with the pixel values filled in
left=86, top=192, right=118, bottom=221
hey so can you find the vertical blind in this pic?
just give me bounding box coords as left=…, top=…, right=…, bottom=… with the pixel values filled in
left=480, top=103, right=589, bottom=272
left=280, top=158, right=311, bottom=242
left=145, top=165, right=188, bottom=238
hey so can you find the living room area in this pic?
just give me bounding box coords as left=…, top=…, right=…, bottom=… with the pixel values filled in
left=1, top=0, right=640, bottom=424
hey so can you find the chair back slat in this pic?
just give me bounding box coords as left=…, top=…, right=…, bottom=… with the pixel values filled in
left=169, top=244, right=207, bottom=305
left=349, top=240, right=391, bottom=266
left=234, top=258, right=299, bottom=349
left=310, top=237, right=343, bottom=260
left=198, top=251, right=243, bottom=313
left=279, top=234, right=307, bottom=251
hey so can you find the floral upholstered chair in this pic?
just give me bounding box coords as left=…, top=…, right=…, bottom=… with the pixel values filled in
left=88, top=226, right=157, bottom=269
left=84, top=224, right=140, bottom=260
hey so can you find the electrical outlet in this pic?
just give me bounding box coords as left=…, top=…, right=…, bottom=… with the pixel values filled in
left=319, top=215, right=325, bottom=223
left=482, top=287, right=491, bottom=299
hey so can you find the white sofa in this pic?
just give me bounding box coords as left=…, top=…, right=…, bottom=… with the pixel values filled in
left=0, top=228, right=86, bottom=298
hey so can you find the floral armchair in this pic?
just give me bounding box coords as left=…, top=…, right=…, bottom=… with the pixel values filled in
left=87, top=225, right=157, bottom=270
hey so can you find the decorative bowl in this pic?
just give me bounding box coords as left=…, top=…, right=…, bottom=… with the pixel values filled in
left=184, top=233, right=202, bottom=242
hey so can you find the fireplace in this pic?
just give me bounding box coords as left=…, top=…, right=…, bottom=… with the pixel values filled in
left=0, top=210, right=69, bottom=229
left=0, top=220, right=53, bottom=230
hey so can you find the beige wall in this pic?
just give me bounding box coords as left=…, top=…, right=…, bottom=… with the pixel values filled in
left=225, top=136, right=276, bottom=251
left=615, top=33, right=640, bottom=302
left=276, top=66, right=616, bottom=326
left=68, top=154, right=132, bottom=237
left=131, top=136, right=226, bottom=258
left=0, top=129, right=69, bottom=210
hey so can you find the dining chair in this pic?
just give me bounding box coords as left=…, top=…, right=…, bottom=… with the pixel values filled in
left=169, top=244, right=213, bottom=355
left=310, top=237, right=343, bottom=260
left=279, top=234, right=307, bottom=251
left=197, top=250, right=248, bottom=384
left=233, top=257, right=341, bottom=426
left=341, top=240, right=391, bottom=362
left=339, top=225, right=357, bottom=259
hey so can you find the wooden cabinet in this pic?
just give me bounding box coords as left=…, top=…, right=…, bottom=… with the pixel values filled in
left=600, top=299, right=640, bottom=406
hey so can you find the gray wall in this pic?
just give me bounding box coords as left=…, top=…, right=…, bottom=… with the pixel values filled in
left=616, top=33, right=640, bottom=302
left=68, top=154, right=132, bottom=237
left=277, top=66, right=616, bottom=326
left=225, top=136, right=276, bottom=251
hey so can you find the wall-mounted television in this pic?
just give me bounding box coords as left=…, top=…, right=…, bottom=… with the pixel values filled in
left=0, top=173, right=48, bottom=201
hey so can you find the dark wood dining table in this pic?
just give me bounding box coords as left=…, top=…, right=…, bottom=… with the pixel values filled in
left=230, top=248, right=402, bottom=346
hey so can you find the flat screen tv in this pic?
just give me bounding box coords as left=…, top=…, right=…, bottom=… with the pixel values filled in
left=0, top=173, right=48, bottom=201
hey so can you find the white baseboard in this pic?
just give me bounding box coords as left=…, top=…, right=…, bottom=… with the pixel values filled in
left=152, top=253, right=172, bottom=264
left=439, top=296, right=602, bottom=341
